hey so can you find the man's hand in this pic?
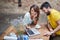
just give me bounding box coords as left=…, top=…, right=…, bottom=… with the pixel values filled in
left=44, top=31, right=53, bottom=36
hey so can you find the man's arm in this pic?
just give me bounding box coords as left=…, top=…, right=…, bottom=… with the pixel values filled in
left=51, top=20, right=60, bottom=34
left=46, top=21, right=53, bottom=32
left=47, top=23, right=53, bottom=32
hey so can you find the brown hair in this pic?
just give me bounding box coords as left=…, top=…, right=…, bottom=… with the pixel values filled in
left=29, top=4, right=40, bottom=21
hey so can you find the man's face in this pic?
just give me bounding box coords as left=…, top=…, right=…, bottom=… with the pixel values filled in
left=42, top=7, right=50, bottom=15
left=43, top=7, right=48, bottom=13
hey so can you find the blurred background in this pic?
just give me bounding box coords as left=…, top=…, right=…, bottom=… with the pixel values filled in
left=0, top=0, right=60, bottom=14
left=0, top=0, right=60, bottom=35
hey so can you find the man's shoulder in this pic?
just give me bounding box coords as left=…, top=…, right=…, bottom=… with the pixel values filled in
left=51, top=9, right=60, bottom=15
left=51, top=9, right=60, bottom=20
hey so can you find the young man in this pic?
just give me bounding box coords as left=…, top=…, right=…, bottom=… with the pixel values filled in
left=40, top=2, right=60, bottom=40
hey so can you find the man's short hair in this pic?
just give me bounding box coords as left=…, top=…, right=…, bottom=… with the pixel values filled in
left=40, top=2, right=51, bottom=9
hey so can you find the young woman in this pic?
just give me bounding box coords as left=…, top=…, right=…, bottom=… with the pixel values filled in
left=23, top=4, right=40, bottom=29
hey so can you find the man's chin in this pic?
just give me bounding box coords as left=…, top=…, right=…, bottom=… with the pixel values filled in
left=47, top=13, right=50, bottom=15
left=46, top=12, right=50, bottom=15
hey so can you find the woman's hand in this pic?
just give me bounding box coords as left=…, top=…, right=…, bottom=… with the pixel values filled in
left=26, top=25, right=31, bottom=29
left=33, top=15, right=38, bottom=25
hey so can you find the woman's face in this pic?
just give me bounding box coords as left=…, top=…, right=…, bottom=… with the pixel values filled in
left=30, top=8, right=37, bottom=17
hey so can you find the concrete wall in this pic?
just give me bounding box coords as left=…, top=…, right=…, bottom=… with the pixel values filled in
left=0, top=0, right=60, bottom=14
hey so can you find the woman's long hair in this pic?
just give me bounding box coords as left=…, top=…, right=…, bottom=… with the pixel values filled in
left=29, top=5, right=40, bottom=21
